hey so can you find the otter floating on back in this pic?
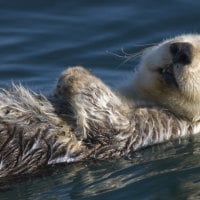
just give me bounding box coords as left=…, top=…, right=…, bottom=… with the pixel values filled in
left=1, top=34, right=200, bottom=178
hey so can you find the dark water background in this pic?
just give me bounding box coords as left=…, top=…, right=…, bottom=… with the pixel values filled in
left=0, top=0, right=200, bottom=199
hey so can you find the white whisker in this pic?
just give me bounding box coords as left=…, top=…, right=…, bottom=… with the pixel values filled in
left=107, top=43, right=155, bottom=69
left=106, top=50, right=128, bottom=58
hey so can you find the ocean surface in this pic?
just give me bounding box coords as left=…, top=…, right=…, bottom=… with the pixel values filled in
left=0, top=0, right=200, bottom=199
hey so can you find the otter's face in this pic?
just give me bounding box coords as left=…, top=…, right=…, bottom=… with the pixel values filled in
left=134, top=34, right=200, bottom=121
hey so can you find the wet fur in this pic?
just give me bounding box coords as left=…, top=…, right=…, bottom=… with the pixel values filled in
left=56, top=67, right=200, bottom=159
left=1, top=34, right=200, bottom=178
left=0, top=66, right=199, bottom=178
left=0, top=85, right=87, bottom=177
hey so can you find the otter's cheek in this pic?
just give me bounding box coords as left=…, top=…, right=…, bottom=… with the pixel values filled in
left=142, top=76, right=163, bottom=97
left=151, top=45, right=172, bottom=68
left=173, top=65, right=189, bottom=87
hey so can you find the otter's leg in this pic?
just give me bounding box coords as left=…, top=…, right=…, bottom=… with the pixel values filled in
left=55, top=66, right=130, bottom=142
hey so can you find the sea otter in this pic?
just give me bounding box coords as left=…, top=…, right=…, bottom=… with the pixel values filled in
left=0, top=34, right=200, bottom=178
left=122, top=34, right=200, bottom=122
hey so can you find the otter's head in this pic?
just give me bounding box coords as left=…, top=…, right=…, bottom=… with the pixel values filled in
left=132, top=34, right=200, bottom=122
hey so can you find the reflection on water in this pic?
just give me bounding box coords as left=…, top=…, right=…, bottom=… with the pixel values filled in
left=1, top=0, right=200, bottom=199
left=1, top=136, right=200, bottom=200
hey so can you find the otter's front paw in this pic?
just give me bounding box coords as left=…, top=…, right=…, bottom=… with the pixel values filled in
left=55, top=66, right=125, bottom=142
left=55, top=66, right=105, bottom=140
left=56, top=66, right=95, bottom=98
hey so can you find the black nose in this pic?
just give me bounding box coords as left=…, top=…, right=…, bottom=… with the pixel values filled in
left=169, top=42, right=193, bottom=64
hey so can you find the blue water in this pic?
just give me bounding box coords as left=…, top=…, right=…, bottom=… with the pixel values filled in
left=0, top=0, right=200, bottom=199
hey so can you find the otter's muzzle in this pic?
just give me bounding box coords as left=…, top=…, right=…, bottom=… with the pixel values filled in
left=170, top=42, right=193, bottom=65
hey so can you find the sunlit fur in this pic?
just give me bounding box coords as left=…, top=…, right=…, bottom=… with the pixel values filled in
left=56, top=66, right=200, bottom=159
left=123, top=34, right=200, bottom=122
left=1, top=34, right=200, bottom=178
left=0, top=85, right=88, bottom=177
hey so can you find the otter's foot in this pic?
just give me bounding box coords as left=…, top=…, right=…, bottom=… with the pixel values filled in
left=56, top=66, right=129, bottom=141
